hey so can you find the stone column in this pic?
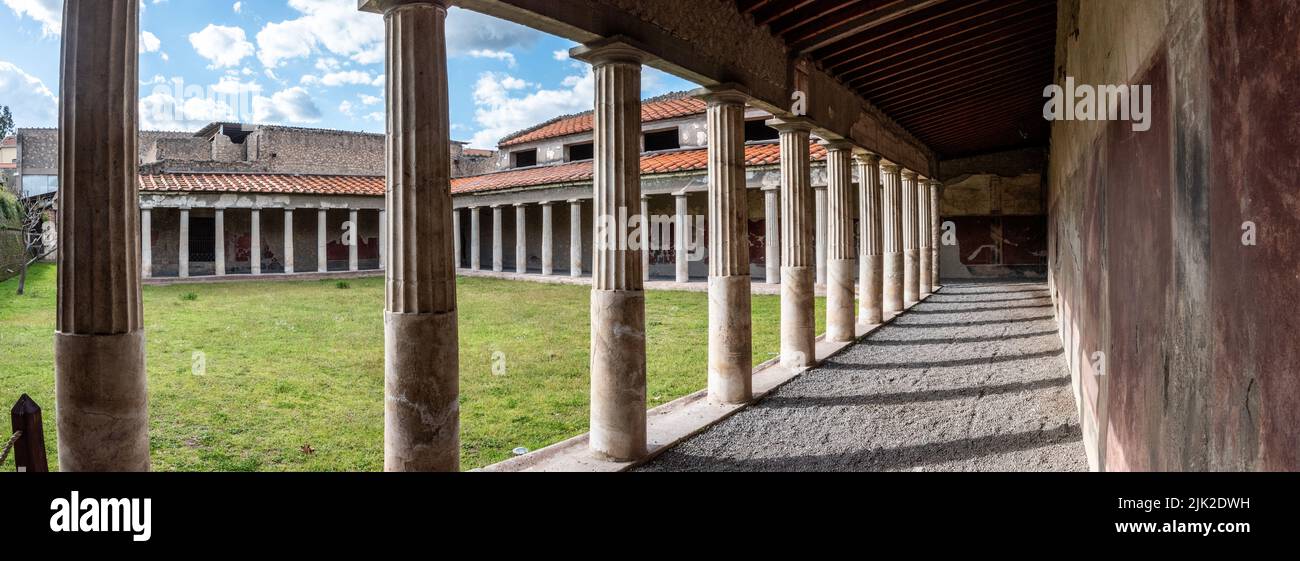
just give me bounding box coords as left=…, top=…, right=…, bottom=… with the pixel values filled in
left=55, top=0, right=148, bottom=471
left=901, top=170, right=919, bottom=304
left=823, top=141, right=855, bottom=342
left=814, top=184, right=827, bottom=286
left=379, top=209, right=387, bottom=270
left=251, top=208, right=262, bottom=275
left=317, top=209, right=327, bottom=273
left=452, top=209, right=461, bottom=268
left=763, top=186, right=779, bottom=284
left=698, top=85, right=752, bottom=404
left=541, top=202, right=554, bottom=275
left=674, top=191, right=689, bottom=283
left=491, top=205, right=503, bottom=272
left=855, top=152, right=883, bottom=324
left=348, top=208, right=360, bottom=272
left=470, top=207, right=481, bottom=270
left=569, top=199, right=582, bottom=277
left=141, top=209, right=152, bottom=279
left=215, top=208, right=225, bottom=276
left=640, top=195, right=650, bottom=282
left=881, top=162, right=904, bottom=313
left=929, top=179, right=941, bottom=292
left=178, top=208, right=190, bottom=278
left=363, top=0, right=459, bottom=472
left=571, top=38, right=649, bottom=461
left=515, top=203, right=527, bottom=274
left=284, top=208, right=295, bottom=274
left=917, top=176, right=931, bottom=297
left=768, top=117, right=816, bottom=369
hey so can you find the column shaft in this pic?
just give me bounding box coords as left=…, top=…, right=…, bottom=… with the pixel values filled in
left=771, top=118, right=816, bottom=369
left=763, top=188, right=779, bottom=284
left=515, top=204, right=527, bottom=274
left=930, top=180, right=941, bottom=292
left=855, top=153, right=883, bottom=324
left=492, top=206, right=503, bottom=272
left=375, top=0, right=459, bottom=472
left=284, top=209, right=295, bottom=274
left=918, top=177, right=931, bottom=296
left=178, top=208, right=190, bottom=278
left=814, top=185, right=827, bottom=286
left=541, top=203, right=554, bottom=275
left=250, top=208, right=261, bottom=275
left=640, top=196, right=650, bottom=282
left=54, top=0, right=148, bottom=471
left=569, top=200, right=582, bottom=276
left=215, top=208, right=225, bottom=276
left=452, top=208, right=460, bottom=268
left=823, top=142, right=855, bottom=342
left=674, top=192, right=689, bottom=283
left=348, top=208, right=359, bottom=272
left=317, top=209, right=327, bottom=273
left=141, top=209, right=152, bottom=279
left=379, top=209, right=387, bottom=270
left=470, top=207, right=481, bottom=270
left=882, top=163, right=904, bottom=312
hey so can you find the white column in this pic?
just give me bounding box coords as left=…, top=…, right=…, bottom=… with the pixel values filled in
left=284, top=208, right=295, bottom=274
left=541, top=202, right=554, bottom=275
left=515, top=203, right=527, bottom=274
left=763, top=186, right=779, bottom=284
left=364, top=0, right=459, bottom=472
left=882, top=163, right=904, bottom=313
left=930, top=179, right=941, bottom=292
left=250, top=208, right=261, bottom=276
left=901, top=170, right=918, bottom=304
left=855, top=152, right=883, bottom=324
left=814, top=184, right=827, bottom=286
left=141, top=209, right=152, bottom=279
left=699, top=85, right=752, bottom=404
left=317, top=209, right=327, bottom=273
left=54, top=0, right=149, bottom=471
left=178, top=208, right=190, bottom=278
left=674, top=191, right=689, bottom=283
left=640, top=195, right=650, bottom=282
left=823, top=141, right=855, bottom=342
left=917, top=176, right=931, bottom=297
left=491, top=205, right=503, bottom=272
left=572, top=38, right=648, bottom=461
left=348, top=208, right=359, bottom=272
left=470, top=207, right=481, bottom=270
left=215, top=208, right=225, bottom=276
left=379, top=209, right=387, bottom=270
left=768, top=117, right=816, bottom=369
left=452, top=208, right=461, bottom=269
left=569, top=199, right=583, bottom=277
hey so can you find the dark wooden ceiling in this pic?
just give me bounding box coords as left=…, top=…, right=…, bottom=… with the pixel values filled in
left=735, top=0, right=1058, bottom=159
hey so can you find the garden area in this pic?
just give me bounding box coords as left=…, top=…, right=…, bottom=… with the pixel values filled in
left=0, top=264, right=825, bottom=471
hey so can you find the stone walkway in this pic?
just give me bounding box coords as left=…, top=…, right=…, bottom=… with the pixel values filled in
left=638, top=281, right=1087, bottom=472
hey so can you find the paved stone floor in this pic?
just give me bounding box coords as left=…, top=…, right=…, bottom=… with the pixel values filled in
left=638, top=281, right=1087, bottom=472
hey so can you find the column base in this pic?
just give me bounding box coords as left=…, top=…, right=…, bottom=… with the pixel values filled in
left=826, top=258, right=856, bottom=342
left=384, top=310, right=460, bottom=472
left=55, top=330, right=149, bottom=472
left=590, top=288, right=647, bottom=461
left=765, top=266, right=780, bottom=285
left=884, top=252, right=904, bottom=313
left=780, top=266, right=816, bottom=369
left=904, top=248, right=920, bottom=303
left=919, top=249, right=932, bottom=297
left=708, top=275, right=753, bottom=404
left=859, top=254, right=883, bottom=324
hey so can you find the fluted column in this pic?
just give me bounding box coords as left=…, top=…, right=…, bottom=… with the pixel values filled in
left=572, top=38, right=649, bottom=461
left=364, top=0, right=459, bottom=472
left=881, top=162, right=904, bottom=313
left=515, top=203, right=527, bottom=274
left=768, top=117, right=816, bottom=369
left=215, top=208, right=226, bottom=276
left=930, top=179, right=941, bottom=292
left=55, top=0, right=148, bottom=471
left=640, top=195, right=650, bottom=282
left=491, top=205, right=503, bottom=272
left=814, top=184, right=827, bottom=286
left=541, top=202, right=554, bottom=275
left=141, top=209, right=152, bottom=278
left=901, top=169, right=920, bottom=304
left=763, top=186, right=779, bottom=284
left=674, top=191, right=689, bottom=283
left=349, top=208, right=359, bottom=271
left=284, top=208, right=295, bottom=274
left=569, top=199, right=582, bottom=277
left=250, top=208, right=261, bottom=275
left=855, top=152, right=883, bottom=324
left=823, top=141, right=855, bottom=342
left=179, top=208, right=190, bottom=278
left=697, top=85, right=752, bottom=404
left=917, top=176, right=931, bottom=297
left=470, top=206, right=481, bottom=270
left=317, top=209, right=327, bottom=273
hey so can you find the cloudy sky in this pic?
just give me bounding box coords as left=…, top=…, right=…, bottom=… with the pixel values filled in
left=0, top=0, right=695, bottom=148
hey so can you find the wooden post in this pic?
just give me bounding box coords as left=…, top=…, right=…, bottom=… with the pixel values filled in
left=10, top=394, right=49, bottom=472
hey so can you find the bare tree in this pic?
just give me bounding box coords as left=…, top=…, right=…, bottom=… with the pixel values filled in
left=3, top=196, right=55, bottom=295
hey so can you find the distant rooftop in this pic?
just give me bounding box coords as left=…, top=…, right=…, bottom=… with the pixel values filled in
left=497, top=91, right=706, bottom=148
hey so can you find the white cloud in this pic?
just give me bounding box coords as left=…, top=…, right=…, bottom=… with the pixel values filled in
left=469, top=49, right=516, bottom=68
left=253, top=86, right=322, bottom=124
left=140, top=31, right=161, bottom=54
left=338, top=100, right=353, bottom=116
left=2, top=0, right=61, bottom=36
left=0, top=59, right=57, bottom=127
left=233, top=1, right=242, bottom=14
left=446, top=8, right=540, bottom=56
left=552, top=50, right=570, bottom=61
left=358, top=94, right=381, bottom=106
left=467, top=70, right=593, bottom=149
left=301, top=70, right=376, bottom=88
left=189, top=24, right=255, bottom=68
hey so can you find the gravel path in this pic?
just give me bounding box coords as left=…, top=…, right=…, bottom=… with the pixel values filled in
left=637, top=281, right=1087, bottom=472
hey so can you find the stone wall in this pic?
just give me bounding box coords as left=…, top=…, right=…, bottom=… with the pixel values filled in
left=1046, top=0, right=1300, bottom=471
left=936, top=148, right=1047, bottom=280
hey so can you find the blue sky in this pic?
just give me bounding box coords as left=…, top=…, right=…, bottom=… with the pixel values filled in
left=0, top=0, right=696, bottom=148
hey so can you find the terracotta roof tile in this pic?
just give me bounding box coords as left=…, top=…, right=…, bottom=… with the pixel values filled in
left=1, top=136, right=15, bottom=147
left=139, top=173, right=384, bottom=196
left=498, top=94, right=706, bottom=148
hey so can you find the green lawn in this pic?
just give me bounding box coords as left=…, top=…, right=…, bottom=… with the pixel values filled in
left=0, top=263, right=825, bottom=471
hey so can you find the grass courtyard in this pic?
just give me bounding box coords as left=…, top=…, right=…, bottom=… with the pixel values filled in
left=0, top=264, right=825, bottom=471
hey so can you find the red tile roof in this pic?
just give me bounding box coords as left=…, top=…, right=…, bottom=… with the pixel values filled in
left=498, top=93, right=706, bottom=148
left=1, top=136, right=15, bottom=147
left=0, top=162, right=15, bottom=169
left=139, top=173, right=384, bottom=196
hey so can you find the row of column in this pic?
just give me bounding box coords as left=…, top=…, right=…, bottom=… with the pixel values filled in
left=140, top=207, right=384, bottom=278
left=55, top=0, right=942, bottom=471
